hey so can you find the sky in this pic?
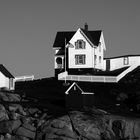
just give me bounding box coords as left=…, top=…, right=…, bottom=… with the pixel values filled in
left=0, top=0, right=140, bottom=79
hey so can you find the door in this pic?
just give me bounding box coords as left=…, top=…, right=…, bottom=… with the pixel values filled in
left=106, top=59, right=110, bottom=71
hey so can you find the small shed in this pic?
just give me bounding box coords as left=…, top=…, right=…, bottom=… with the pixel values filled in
left=0, top=65, right=14, bottom=90
left=65, top=82, right=94, bottom=109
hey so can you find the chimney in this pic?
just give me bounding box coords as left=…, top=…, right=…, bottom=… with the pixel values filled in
left=84, top=23, right=88, bottom=31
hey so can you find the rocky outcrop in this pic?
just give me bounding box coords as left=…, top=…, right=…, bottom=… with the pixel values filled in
left=0, top=91, right=140, bottom=140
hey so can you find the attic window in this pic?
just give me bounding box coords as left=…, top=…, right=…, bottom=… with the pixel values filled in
left=75, top=40, right=85, bottom=49
left=124, top=57, right=129, bottom=65
left=99, top=42, right=101, bottom=52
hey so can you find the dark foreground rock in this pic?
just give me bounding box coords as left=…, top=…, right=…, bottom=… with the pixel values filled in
left=0, top=91, right=140, bottom=140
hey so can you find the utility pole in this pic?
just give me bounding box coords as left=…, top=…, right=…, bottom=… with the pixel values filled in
left=64, top=38, right=67, bottom=84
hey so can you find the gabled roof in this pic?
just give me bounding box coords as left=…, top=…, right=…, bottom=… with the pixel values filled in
left=53, top=28, right=102, bottom=49
left=55, top=49, right=65, bottom=56
left=65, top=82, right=83, bottom=94
left=0, top=65, right=14, bottom=78
left=65, top=82, right=94, bottom=95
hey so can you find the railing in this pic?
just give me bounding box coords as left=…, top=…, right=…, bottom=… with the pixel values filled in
left=116, top=64, right=139, bottom=82
left=58, top=71, right=68, bottom=80
left=58, top=64, right=140, bottom=83
left=58, top=73, right=117, bottom=83
left=14, top=75, right=34, bottom=82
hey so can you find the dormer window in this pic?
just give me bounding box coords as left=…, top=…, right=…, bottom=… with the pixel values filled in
left=75, top=40, right=85, bottom=49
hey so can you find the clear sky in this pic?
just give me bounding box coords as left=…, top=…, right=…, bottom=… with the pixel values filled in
left=0, top=0, right=140, bottom=79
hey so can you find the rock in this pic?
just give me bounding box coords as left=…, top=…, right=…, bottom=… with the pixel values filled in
left=40, top=113, right=48, bottom=120
left=0, top=104, right=9, bottom=121
left=21, top=117, right=32, bottom=125
left=22, top=123, right=36, bottom=132
left=9, top=104, right=26, bottom=116
left=0, top=121, right=12, bottom=134
left=51, top=119, right=66, bottom=129
left=0, top=92, right=21, bottom=102
left=15, top=127, right=36, bottom=139
left=28, top=108, right=39, bottom=115
left=69, top=111, right=114, bottom=140
left=0, top=92, right=9, bottom=101
left=6, top=93, right=21, bottom=102
left=11, top=120, right=21, bottom=131
left=134, top=121, right=140, bottom=139
left=37, top=119, right=45, bottom=127
left=0, top=120, right=21, bottom=134
left=0, top=135, right=4, bottom=140
left=10, top=135, right=30, bottom=140
left=10, top=112, right=21, bottom=120
left=5, top=133, right=11, bottom=139
left=40, top=115, right=77, bottom=140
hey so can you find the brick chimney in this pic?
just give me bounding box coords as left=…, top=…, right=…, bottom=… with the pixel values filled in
left=84, top=23, right=88, bottom=31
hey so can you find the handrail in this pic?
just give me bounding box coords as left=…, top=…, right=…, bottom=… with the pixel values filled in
left=14, top=75, right=34, bottom=82
left=116, top=64, right=139, bottom=82
left=58, top=64, right=140, bottom=83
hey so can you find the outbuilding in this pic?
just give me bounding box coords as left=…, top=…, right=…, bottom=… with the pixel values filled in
left=0, top=65, right=14, bottom=90
left=65, top=82, right=94, bottom=109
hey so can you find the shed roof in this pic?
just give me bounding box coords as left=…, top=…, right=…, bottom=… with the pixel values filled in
left=0, top=65, right=14, bottom=78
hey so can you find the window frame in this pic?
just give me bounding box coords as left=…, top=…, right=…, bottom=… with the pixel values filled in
left=99, top=56, right=102, bottom=63
left=94, top=55, right=97, bottom=65
left=98, top=42, right=101, bottom=52
left=75, top=40, right=86, bottom=49
left=75, top=54, right=86, bottom=65
left=124, top=57, right=129, bottom=65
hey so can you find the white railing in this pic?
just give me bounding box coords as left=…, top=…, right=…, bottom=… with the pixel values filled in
left=58, top=71, right=68, bottom=80
left=58, top=64, right=140, bottom=83
left=14, top=75, right=34, bottom=82
left=58, top=73, right=117, bottom=83
left=116, top=64, right=139, bottom=82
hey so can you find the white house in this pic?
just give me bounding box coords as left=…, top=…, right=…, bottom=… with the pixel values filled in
left=53, top=24, right=106, bottom=77
left=0, top=65, right=14, bottom=90
left=53, top=24, right=140, bottom=83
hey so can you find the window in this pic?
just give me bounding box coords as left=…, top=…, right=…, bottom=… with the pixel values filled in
left=99, top=56, right=102, bottom=63
left=98, top=42, right=101, bottom=52
left=124, top=57, right=129, bottom=65
left=94, top=55, right=97, bottom=65
left=75, top=40, right=86, bottom=49
left=75, top=55, right=86, bottom=65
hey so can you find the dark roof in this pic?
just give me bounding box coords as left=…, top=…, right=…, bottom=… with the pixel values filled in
left=56, top=49, right=65, bottom=56
left=53, top=29, right=102, bottom=49
left=105, top=54, right=140, bottom=60
left=80, top=29, right=102, bottom=46
left=0, top=65, right=14, bottom=78
left=68, top=67, right=129, bottom=76
left=53, top=31, right=75, bottom=49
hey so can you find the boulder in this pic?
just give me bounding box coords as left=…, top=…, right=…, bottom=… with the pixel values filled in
left=8, top=104, right=26, bottom=116
left=0, top=135, right=4, bottom=140
left=6, top=93, right=21, bottom=102
left=0, top=104, right=9, bottom=121
left=69, top=111, right=114, bottom=140
left=22, top=123, right=36, bottom=132
left=0, top=120, right=21, bottom=134
left=15, top=127, right=36, bottom=139
left=0, top=92, right=9, bottom=101
left=28, top=108, right=39, bottom=115
left=0, top=92, right=21, bottom=102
